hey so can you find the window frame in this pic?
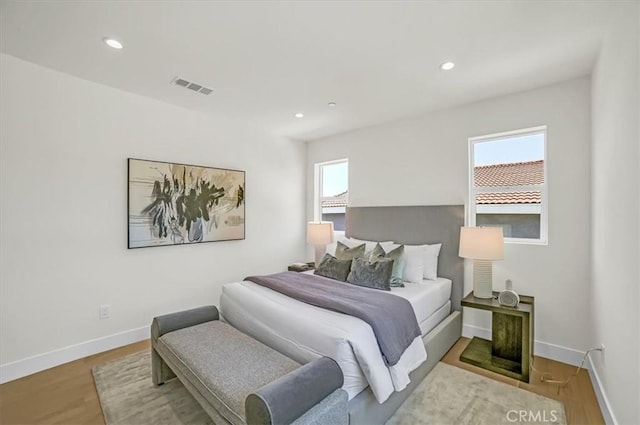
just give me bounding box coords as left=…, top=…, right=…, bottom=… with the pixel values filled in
left=314, top=158, right=348, bottom=235
left=468, top=126, right=548, bottom=245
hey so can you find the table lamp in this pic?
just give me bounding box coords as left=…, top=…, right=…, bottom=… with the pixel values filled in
left=307, top=221, right=334, bottom=267
left=459, top=226, right=504, bottom=299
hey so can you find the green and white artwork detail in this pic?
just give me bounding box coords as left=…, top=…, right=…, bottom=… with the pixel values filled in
left=128, top=158, right=245, bottom=248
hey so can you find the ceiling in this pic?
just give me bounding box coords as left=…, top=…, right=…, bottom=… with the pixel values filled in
left=0, top=1, right=624, bottom=141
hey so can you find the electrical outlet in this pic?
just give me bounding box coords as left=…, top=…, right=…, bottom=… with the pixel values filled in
left=99, top=305, right=110, bottom=320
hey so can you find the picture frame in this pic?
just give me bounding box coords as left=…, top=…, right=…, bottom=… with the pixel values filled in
left=127, top=158, right=245, bottom=249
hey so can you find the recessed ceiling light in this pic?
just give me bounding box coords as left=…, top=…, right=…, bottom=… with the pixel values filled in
left=328, top=102, right=337, bottom=107
left=295, top=113, right=304, bottom=118
left=103, top=37, right=123, bottom=49
left=440, top=61, right=455, bottom=71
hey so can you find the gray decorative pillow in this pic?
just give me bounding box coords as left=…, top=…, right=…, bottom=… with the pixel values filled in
left=314, top=253, right=352, bottom=282
left=347, top=257, right=394, bottom=291
left=369, top=243, right=405, bottom=287
left=335, top=241, right=366, bottom=261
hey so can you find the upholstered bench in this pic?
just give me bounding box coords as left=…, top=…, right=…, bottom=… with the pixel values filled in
left=151, top=305, right=348, bottom=425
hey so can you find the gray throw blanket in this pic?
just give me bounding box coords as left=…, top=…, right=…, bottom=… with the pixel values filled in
left=244, top=272, right=421, bottom=366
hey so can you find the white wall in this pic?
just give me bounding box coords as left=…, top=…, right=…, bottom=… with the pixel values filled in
left=590, top=5, right=639, bottom=424
left=307, top=77, right=592, bottom=361
left=0, top=54, right=307, bottom=378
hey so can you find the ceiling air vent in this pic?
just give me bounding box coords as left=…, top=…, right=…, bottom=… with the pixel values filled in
left=171, top=77, right=212, bottom=95
left=174, top=78, right=189, bottom=88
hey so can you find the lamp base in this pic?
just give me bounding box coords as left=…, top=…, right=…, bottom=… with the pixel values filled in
left=314, top=245, right=327, bottom=268
left=473, top=259, right=494, bottom=299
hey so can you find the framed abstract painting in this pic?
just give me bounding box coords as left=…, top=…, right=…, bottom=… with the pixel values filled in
left=128, top=158, right=245, bottom=249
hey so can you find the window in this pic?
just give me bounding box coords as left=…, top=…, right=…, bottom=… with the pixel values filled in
left=315, top=159, right=348, bottom=231
left=469, top=127, right=547, bottom=244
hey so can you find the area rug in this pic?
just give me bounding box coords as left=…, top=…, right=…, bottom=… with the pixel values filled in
left=93, top=350, right=566, bottom=425
left=386, top=362, right=566, bottom=425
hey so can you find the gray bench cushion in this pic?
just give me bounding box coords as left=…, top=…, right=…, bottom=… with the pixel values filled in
left=158, top=321, right=300, bottom=425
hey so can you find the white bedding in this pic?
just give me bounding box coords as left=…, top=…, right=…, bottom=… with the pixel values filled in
left=388, top=277, right=452, bottom=335
left=219, top=276, right=451, bottom=403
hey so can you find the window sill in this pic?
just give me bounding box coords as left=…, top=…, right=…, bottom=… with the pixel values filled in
left=504, top=237, right=548, bottom=246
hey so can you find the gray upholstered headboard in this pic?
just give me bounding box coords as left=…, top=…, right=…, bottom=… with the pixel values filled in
left=345, top=205, right=465, bottom=311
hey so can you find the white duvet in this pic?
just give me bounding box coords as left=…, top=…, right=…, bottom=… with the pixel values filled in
left=220, top=280, right=427, bottom=403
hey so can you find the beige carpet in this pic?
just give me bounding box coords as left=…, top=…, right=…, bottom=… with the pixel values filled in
left=93, top=350, right=566, bottom=425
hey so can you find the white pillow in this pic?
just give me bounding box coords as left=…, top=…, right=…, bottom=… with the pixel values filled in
left=402, top=246, right=425, bottom=283
left=382, top=242, right=442, bottom=282
left=380, top=242, right=424, bottom=283
left=423, top=243, right=442, bottom=281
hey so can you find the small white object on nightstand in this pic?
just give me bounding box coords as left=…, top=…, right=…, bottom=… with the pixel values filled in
left=498, top=279, right=520, bottom=307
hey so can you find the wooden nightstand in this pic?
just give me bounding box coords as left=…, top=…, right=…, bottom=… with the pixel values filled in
left=460, top=291, right=534, bottom=382
left=287, top=262, right=315, bottom=272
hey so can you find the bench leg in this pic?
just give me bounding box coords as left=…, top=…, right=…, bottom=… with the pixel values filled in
left=152, top=347, right=176, bottom=386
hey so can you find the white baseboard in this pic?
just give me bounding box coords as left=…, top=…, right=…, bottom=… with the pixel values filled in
left=462, top=324, right=492, bottom=341
left=0, top=326, right=149, bottom=384
left=462, top=324, right=588, bottom=367
left=587, top=355, right=618, bottom=425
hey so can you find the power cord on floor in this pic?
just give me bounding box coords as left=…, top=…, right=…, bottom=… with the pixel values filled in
left=530, top=346, right=603, bottom=394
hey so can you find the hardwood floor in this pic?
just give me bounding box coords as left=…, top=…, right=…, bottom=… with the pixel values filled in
left=0, top=337, right=603, bottom=424
left=0, top=340, right=149, bottom=425
left=442, top=337, right=605, bottom=425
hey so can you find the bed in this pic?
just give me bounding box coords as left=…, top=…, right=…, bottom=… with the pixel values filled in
left=220, top=205, right=464, bottom=424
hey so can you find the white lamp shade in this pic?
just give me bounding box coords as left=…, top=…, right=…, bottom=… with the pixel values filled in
left=459, top=227, right=504, bottom=260
left=307, top=222, right=334, bottom=245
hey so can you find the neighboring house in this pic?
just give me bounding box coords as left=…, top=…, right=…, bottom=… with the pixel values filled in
left=474, top=160, right=543, bottom=239
left=321, top=190, right=348, bottom=231
left=322, top=161, right=544, bottom=237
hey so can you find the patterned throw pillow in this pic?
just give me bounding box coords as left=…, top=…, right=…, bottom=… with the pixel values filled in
left=346, top=257, right=394, bottom=291
left=369, top=243, right=405, bottom=287
left=314, top=253, right=352, bottom=282
left=335, top=241, right=366, bottom=261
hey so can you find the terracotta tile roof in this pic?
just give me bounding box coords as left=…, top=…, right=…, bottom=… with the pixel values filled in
left=322, top=190, right=348, bottom=208
left=475, top=160, right=544, bottom=187
left=476, top=191, right=541, bottom=204
left=475, top=160, right=543, bottom=205
left=320, top=161, right=543, bottom=207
